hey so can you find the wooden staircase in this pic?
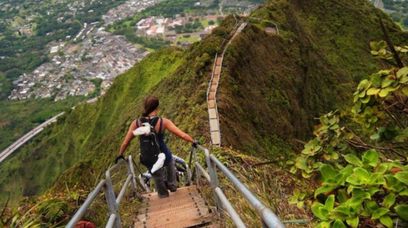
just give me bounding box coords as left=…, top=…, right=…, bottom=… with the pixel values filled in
left=134, top=186, right=218, bottom=228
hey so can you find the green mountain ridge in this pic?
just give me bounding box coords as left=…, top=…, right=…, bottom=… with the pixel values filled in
left=1, top=0, right=407, bottom=226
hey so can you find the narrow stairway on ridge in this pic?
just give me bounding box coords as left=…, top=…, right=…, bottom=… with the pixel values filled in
left=207, top=22, right=247, bottom=147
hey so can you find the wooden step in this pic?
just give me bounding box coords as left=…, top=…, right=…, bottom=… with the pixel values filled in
left=208, top=109, right=217, bottom=119
left=134, top=186, right=215, bottom=228
left=208, top=100, right=216, bottom=108
left=208, top=92, right=216, bottom=100
left=211, top=131, right=221, bottom=145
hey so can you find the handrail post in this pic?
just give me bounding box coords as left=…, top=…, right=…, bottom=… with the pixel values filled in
left=104, top=170, right=121, bottom=228
left=127, top=155, right=142, bottom=200
left=204, top=148, right=221, bottom=209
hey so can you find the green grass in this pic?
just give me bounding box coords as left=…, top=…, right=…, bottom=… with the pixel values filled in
left=175, top=34, right=201, bottom=43
left=0, top=97, right=85, bottom=151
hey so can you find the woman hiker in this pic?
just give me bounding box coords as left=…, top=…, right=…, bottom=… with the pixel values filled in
left=117, top=96, right=197, bottom=198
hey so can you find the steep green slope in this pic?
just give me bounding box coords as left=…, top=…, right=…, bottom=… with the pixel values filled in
left=218, top=0, right=408, bottom=157
left=0, top=17, right=237, bottom=206
left=0, top=48, right=185, bottom=204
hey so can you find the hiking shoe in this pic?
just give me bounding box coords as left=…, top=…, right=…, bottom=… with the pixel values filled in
left=158, top=193, right=169, bottom=198
left=168, top=185, right=177, bottom=192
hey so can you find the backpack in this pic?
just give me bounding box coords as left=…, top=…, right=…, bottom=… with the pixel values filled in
left=137, top=117, right=163, bottom=171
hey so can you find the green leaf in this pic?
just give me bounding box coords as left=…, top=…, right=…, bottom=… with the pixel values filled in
left=372, top=207, right=389, bottom=220
left=399, top=189, right=408, bottom=196
left=325, top=195, right=335, bottom=211
left=366, top=87, right=380, bottom=95
left=295, top=156, right=308, bottom=170
left=397, top=67, right=408, bottom=80
left=379, top=87, right=398, bottom=98
left=332, top=220, right=346, bottom=228
left=402, top=86, right=408, bottom=96
left=394, top=171, right=408, bottom=185
left=384, top=175, right=405, bottom=192
left=381, top=78, right=395, bottom=88
left=316, top=221, right=331, bottom=228
left=379, top=215, right=393, bottom=228
left=379, top=88, right=390, bottom=97
left=395, top=204, right=408, bottom=221
left=314, top=185, right=337, bottom=198
left=357, top=79, right=370, bottom=91
left=346, top=167, right=370, bottom=185
left=362, top=150, right=379, bottom=167
left=346, top=217, right=359, bottom=228
left=311, top=202, right=329, bottom=220
left=344, top=154, right=363, bottom=167
left=337, top=189, right=348, bottom=203
left=352, top=188, right=371, bottom=200
left=320, top=164, right=337, bottom=182
left=361, top=95, right=371, bottom=104
left=383, top=193, right=396, bottom=208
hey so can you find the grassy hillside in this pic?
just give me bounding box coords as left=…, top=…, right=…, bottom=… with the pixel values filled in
left=0, top=16, right=237, bottom=207
left=218, top=0, right=408, bottom=158
left=1, top=0, right=408, bottom=226
left=0, top=97, right=84, bottom=151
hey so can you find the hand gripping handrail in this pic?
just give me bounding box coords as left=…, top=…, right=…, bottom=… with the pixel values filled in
left=66, top=155, right=144, bottom=228
left=191, top=145, right=285, bottom=228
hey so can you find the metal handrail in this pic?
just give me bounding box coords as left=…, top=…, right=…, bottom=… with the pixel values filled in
left=66, top=155, right=142, bottom=228
left=190, top=145, right=285, bottom=228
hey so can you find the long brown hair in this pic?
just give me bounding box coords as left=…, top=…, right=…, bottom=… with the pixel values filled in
left=142, top=96, right=159, bottom=117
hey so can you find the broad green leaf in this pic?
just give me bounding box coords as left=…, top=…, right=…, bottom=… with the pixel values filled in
left=346, top=217, right=359, bottom=228
left=316, top=221, right=331, bottom=228
left=381, top=78, right=395, bottom=88
left=325, top=195, right=335, bottom=211
left=376, top=163, right=390, bottom=174
left=352, top=188, right=371, bottom=200
left=399, top=189, right=408, bottom=196
left=367, top=186, right=380, bottom=196
left=337, top=189, right=348, bottom=203
left=366, top=87, right=380, bottom=95
left=402, top=86, right=408, bottom=96
left=362, top=150, right=379, bottom=167
left=357, top=79, right=370, bottom=91
left=344, top=154, right=363, bottom=167
left=372, top=207, right=389, bottom=219
left=320, top=164, right=337, bottom=182
left=384, top=175, right=405, bottom=192
left=379, top=88, right=390, bottom=97
left=379, top=87, right=398, bottom=98
left=394, top=171, right=408, bottom=185
left=314, top=185, right=337, bottom=198
left=311, top=202, right=329, bottom=220
left=395, top=204, right=408, bottom=221
left=346, top=167, right=370, bottom=185
left=295, top=157, right=308, bottom=170
left=370, top=173, right=386, bottom=185
left=333, top=220, right=346, bottom=228
left=379, top=215, right=393, bottom=228
left=397, top=67, right=408, bottom=80
left=360, top=96, right=370, bottom=104
left=383, top=193, right=396, bottom=208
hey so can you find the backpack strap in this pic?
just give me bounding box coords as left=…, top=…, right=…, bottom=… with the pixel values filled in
left=159, top=117, right=163, bottom=133
left=149, top=117, right=160, bottom=133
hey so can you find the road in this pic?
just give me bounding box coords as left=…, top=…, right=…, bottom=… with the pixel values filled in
left=0, top=112, right=65, bottom=164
